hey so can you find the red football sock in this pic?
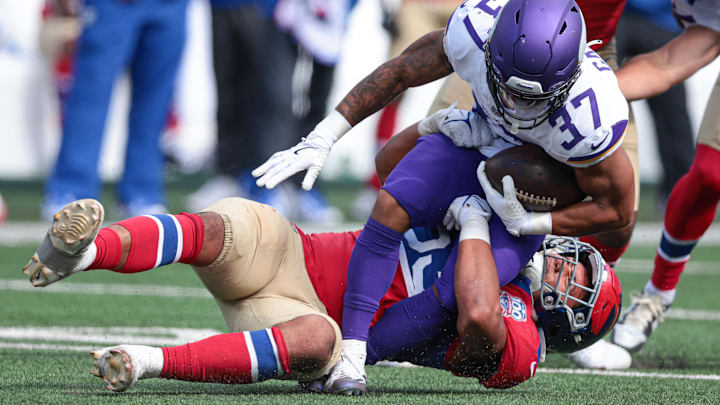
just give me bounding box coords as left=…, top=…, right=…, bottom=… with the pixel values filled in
left=579, top=235, right=629, bottom=266
left=160, top=328, right=291, bottom=384
left=90, top=213, right=204, bottom=273
left=90, top=228, right=123, bottom=269
left=651, top=255, right=687, bottom=291
left=652, top=145, right=720, bottom=290
left=662, top=145, right=720, bottom=241
left=376, top=100, right=400, bottom=144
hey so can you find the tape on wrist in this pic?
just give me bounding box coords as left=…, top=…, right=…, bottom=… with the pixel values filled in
left=459, top=217, right=490, bottom=244
left=519, top=212, right=552, bottom=235
left=315, top=110, right=352, bottom=143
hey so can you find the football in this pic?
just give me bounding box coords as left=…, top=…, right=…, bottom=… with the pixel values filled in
left=484, top=144, right=586, bottom=212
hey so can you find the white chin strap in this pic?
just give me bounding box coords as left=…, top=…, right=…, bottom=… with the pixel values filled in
left=586, top=39, right=603, bottom=49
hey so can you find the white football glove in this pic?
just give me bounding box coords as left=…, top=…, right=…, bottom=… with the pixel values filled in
left=418, top=104, right=493, bottom=148
left=252, top=110, right=351, bottom=190
left=521, top=251, right=545, bottom=292
left=442, top=194, right=492, bottom=243
left=418, top=102, right=457, bottom=136
left=476, top=161, right=552, bottom=236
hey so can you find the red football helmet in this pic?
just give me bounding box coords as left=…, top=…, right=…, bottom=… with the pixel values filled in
left=534, top=237, right=623, bottom=353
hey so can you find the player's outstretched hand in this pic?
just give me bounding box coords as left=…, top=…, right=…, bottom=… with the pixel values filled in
left=418, top=103, right=493, bottom=148
left=252, top=137, right=328, bottom=190
left=252, top=111, right=351, bottom=190
left=443, top=194, right=492, bottom=243
left=477, top=161, right=552, bottom=236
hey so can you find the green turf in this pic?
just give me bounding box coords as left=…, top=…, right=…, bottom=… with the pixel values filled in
left=1, top=243, right=719, bottom=404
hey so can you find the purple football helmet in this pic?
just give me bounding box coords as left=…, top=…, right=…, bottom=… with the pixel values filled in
left=485, top=0, right=587, bottom=130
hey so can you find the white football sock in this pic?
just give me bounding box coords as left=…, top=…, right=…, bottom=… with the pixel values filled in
left=122, top=345, right=164, bottom=379
left=76, top=243, right=98, bottom=272
left=644, top=280, right=675, bottom=308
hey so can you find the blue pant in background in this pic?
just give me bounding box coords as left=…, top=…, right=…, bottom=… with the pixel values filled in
left=46, top=0, right=188, bottom=208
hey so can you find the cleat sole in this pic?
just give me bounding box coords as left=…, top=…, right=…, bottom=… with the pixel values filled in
left=22, top=199, right=105, bottom=287
left=49, top=199, right=104, bottom=255
left=101, top=349, right=134, bottom=392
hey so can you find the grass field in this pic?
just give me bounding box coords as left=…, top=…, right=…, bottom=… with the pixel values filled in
left=1, top=235, right=719, bottom=404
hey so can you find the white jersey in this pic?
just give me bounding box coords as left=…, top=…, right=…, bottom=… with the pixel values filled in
left=443, top=0, right=629, bottom=168
left=673, top=0, right=720, bottom=32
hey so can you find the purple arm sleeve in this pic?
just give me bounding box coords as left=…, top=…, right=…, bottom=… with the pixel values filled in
left=366, top=285, right=455, bottom=365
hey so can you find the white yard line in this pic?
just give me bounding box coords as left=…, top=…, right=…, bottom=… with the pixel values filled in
left=0, top=326, right=220, bottom=352
left=539, top=368, right=720, bottom=381
left=666, top=308, right=720, bottom=321
left=616, top=259, right=719, bottom=275
left=0, top=342, right=98, bottom=352
left=0, top=279, right=212, bottom=298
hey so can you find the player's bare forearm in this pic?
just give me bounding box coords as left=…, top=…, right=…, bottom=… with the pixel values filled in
left=375, top=123, right=422, bottom=184
left=455, top=239, right=506, bottom=354
left=550, top=148, right=635, bottom=236
left=618, top=26, right=720, bottom=101
left=336, top=30, right=453, bottom=126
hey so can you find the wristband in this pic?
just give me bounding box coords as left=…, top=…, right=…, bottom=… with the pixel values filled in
left=519, top=212, right=552, bottom=235
left=459, top=217, right=490, bottom=244
left=313, top=110, right=352, bottom=145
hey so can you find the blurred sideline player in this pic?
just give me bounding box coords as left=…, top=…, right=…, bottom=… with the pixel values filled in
left=609, top=0, right=720, bottom=353
left=21, top=192, right=620, bottom=393
left=42, top=0, right=188, bottom=219
left=0, top=192, right=7, bottom=225
left=251, top=0, right=633, bottom=389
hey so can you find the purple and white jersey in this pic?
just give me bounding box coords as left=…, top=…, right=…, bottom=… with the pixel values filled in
left=673, top=0, right=720, bottom=32
left=443, top=0, right=629, bottom=168
left=383, top=134, right=545, bottom=289
left=400, top=226, right=454, bottom=297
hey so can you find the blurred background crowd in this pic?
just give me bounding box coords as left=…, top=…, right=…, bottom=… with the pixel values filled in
left=0, top=0, right=718, bottom=226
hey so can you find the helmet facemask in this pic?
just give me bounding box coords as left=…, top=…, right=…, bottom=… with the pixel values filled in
left=483, top=0, right=587, bottom=133
left=485, top=45, right=582, bottom=132
left=538, top=237, right=606, bottom=332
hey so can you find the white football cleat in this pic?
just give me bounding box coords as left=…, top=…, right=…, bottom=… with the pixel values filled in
left=323, top=339, right=367, bottom=395
left=90, top=344, right=163, bottom=392
left=611, top=291, right=667, bottom=353
left=566, top=340, right=632, bottom=370
left=22, top=199, right=104, bottom=287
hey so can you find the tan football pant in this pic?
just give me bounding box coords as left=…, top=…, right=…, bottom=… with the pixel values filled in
left=697, top=73, right=720, bottom=151
left=388, top=1, right=460, bottom=58
left=429, top=38, right=641, bottom=210
left=191, top=198, right=342, bottom=381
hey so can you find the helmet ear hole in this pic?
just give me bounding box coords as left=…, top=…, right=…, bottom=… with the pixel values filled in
left=559, top=22, right=567, bottom=35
